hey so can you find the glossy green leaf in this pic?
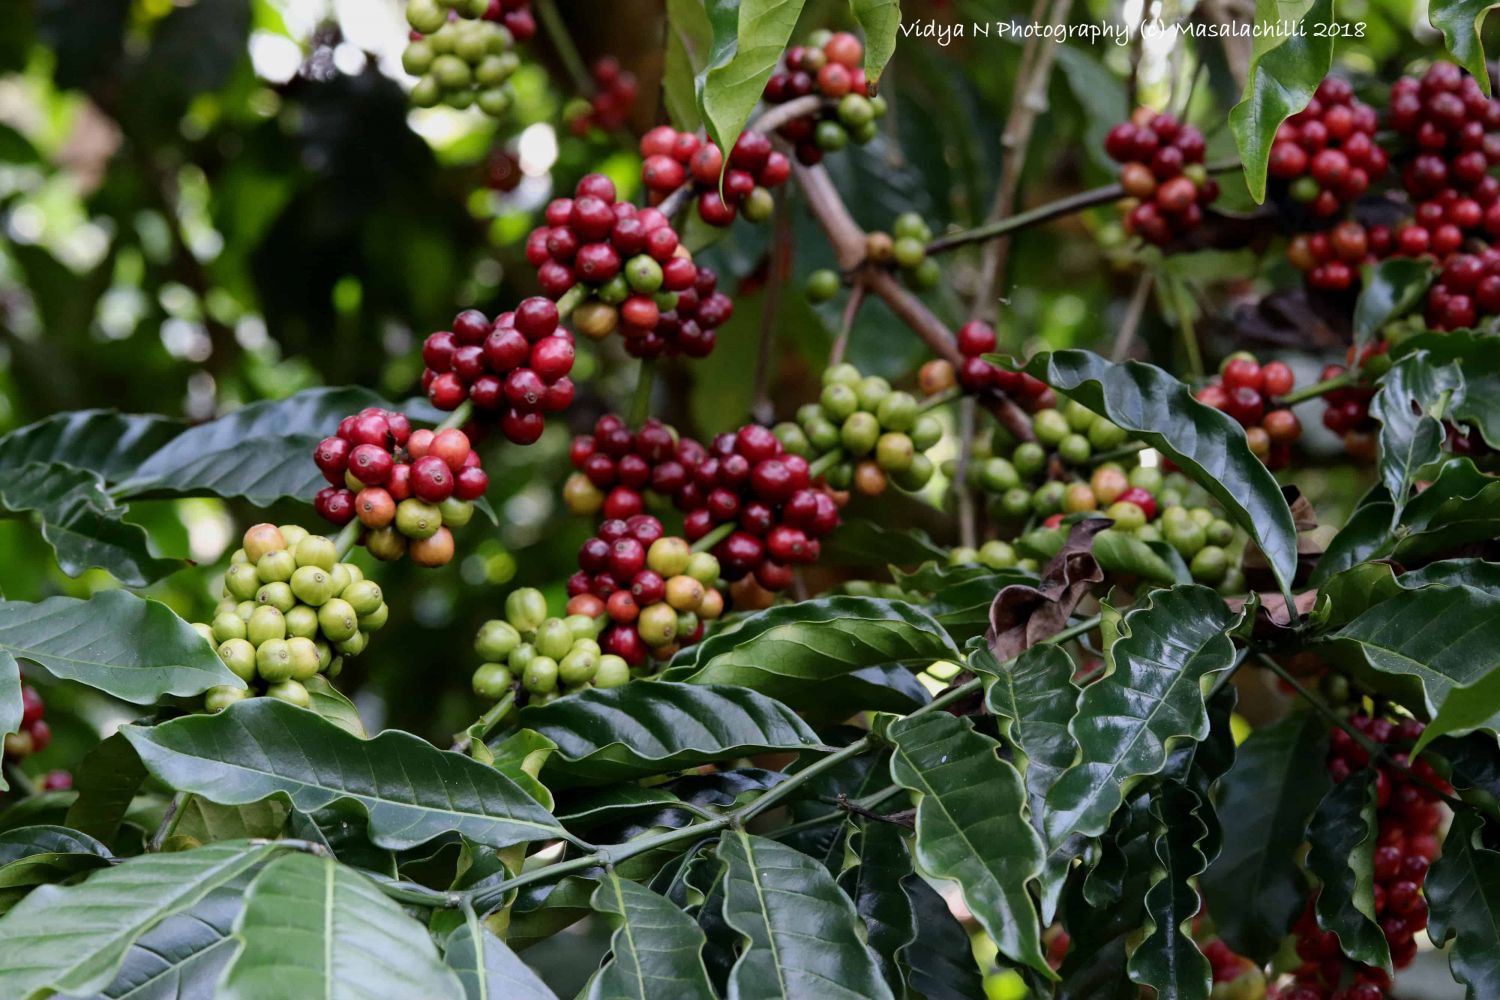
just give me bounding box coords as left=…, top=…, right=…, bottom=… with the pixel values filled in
left=0, top=825, right=113, bottom=915
left=1399, top=558, right=1500, bottom=591
left=1018, top=352, right=1298, bottom=595
left=444, top=905, right=557, bottom=1000
left=0, top=464, right=180, bottom=586
left=0, top=590, right=240, bottom=703
left=1201, top=711, right=1331, bottom=962
left=838, top=821, right=917, bottom=997
left=303, top=675, right=366, bottom=738
left=65, top=733, right=148, bottom=847
left=171, top=797, right=289, bottom=844
left=1310, top=495, right=1396, bottom=586
left=899, top=873, right=986, bottom=1000
left=888, top=711, right=1049, bottom=977
left=71, top=888, right=242, bottom=1000
left=664, top=0, right=712, bottom=130
left=586, top=873, right=715, bottom=1000
left=1372, top=352, right=1465, bottom=521
left=1430, top=0, right=1500, bottom=94
left=1390, top=458, right=1500, bottom=563
left=0, top=825, right=110, bottom=866
left=1045, top=585, right=1240, bottom=849
left=663, top=597, right=958, bottom=712
left=0, top=652, right=18, bottom=793
left=118, top=387, right=388, bottom=506
left=0, top=411, right=182, bottom=482
left=122, top=698, right=564, bottom=850
left=0, top=840, right=277, bottom=1000
left=1352, top=258, right=1433, bottom=355
left=820, top=519, right=948, bottom=566
left=1127, top=784, right=1212, bottom=1000
left=1058, top=797, right=1156, bottom=999
left=850, top=0, right=899, bottom=82
left=718, top=829, right=895, bottom=1000
left=1328, top=584, right=1500, bottom=749
left=891, top=562, right=1035, bottom=643
left=1428, top=809, right=1500, bottom=1000
left=1229, top=0, right=1336, bottom=202
left=696, top=0, right=805, bottom=157
left=1091, top=527, right=1182, bottom=584
left=218, top=851, right=463, bottom=1000
left=488, top=728, right=556, bottom=809
left=1307, top=772, right=1389, bottom=971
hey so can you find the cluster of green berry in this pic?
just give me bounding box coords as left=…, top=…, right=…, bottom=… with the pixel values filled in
left=193, top=524, right=388, bottom=712
left=404, top=0, right=520, bottom=117
left=805, top=214, right=937, bottom=303
left=774, top=364, right=943, bottom=496
left=471, top=587, right=628, bottom=706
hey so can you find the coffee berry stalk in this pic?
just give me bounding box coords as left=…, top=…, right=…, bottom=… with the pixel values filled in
left=192, top=523, right=389, bottom=712
left=313, top=407, right=487, bottom=567
left=776, top=363, right=942, bottom=497
left=472, top=587, right=623, bottom=706
left=403, top=0, right=521, bottom=117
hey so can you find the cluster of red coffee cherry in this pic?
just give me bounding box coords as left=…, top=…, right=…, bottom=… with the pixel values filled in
left=4, top=684, right=52, bottom=769
left=1287, top=220, right=1394, bottom=292
left=1105, top=109, right=1218, bottom=246
left=621, top=266, right=732, bottom=360
left=916, top=320, right=1053, bottom=409
left=1426, top=246, right=1500, bottom=329
left=639, top=126, right=790, bottom=227
left=1278, top=713, right=1444, bottom=999
left=1318, top=342, right=1389, bottom=462
left=566, top=56, right=637, bottom=136
left=313, top=408, right=488, bottom=566
left=1194, top=353, right=1301, bottom=470
left=481, top=0, right=533, bottom=41
left=1391, top=63, right=1500, bottom=251
left=563, top=414, right=707, bottom=521
left=762, top=31, right=887, bottom=166
left=421, top=298, right=575, bottom=445
left=1270, top=78, right=1386, bottom=218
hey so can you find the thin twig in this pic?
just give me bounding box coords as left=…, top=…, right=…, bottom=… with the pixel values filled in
left=751, top=199, right=793, bottom=424
left=1110, top=271, right=1155, bottom=362
left=954, top=397, right=979, bottom=550
left=828, top=280, right=867, bottom=367
left=533, top=0, right=590, bottom=93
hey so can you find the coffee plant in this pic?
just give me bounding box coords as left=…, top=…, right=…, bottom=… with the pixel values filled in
left=7, top=2, right=1500, bottom=999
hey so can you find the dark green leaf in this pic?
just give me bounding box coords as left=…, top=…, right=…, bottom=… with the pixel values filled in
left=1352, top=258, right=1433, bottom=356
left=819, top=519, right=948, bottom=567
left=1390, top=458, right=1500, bottom=564
left=850, top=0, right=899, bottom=83
left=1045, top=585, right=1240, bottom=849
left=892, top=562, right=1035, bottom=643
left=0, top=840, right=278, bottom=1000
left=1430, top=0, right=1500, bottom=94
left=444, top=905, right=557, bottom=1000
left=1400, top=559, right=1500, bottom=591
left=488, top=728, right=555, bottom=809
left=119, top=387, right=389, bottom=507
left=218, top=851, right=463, bottom=1000
left=1201, top=712, right=1331, bottom=962
left=0, top=464, right=180, bottom=586
left=71, top=888, right=242, bottom=1000
left=171, top=797, right=289, bottom=844
left=122, top=698, right=564, bottom=850
left=1371, top=352, right=1465, bottom=521
left=1018, top=352, right=1298, bottom=595
left=0, top=848, right=113, bottom=915
left=65, top=733, right=148, bottom=847
left=587, top=873, right=715, bottom=1000
left=664, top=0, right=712, bottom=130
left=1307, top=772, right=1390, bottom=971
left=1091, top=528, right=1183, bottom=584
left=0, top=591, right=241, bottom=703
left=519, top=682, right=819, bottom=787
left=888, top=712, right=1049, bottom=976
left=662, top=597, right=959, bottom=713
left=696, top=1, right=806, bottom=156
left=838, top=821, right=918, bottom=997
left=1428, top=809, right=1500, bottom=1000
left=1126, top=784, right=1212, bottom=1000
left=0, top=826, right=110, bottom=866
left=1229, top=0, right=1336, bottom=202
left=899, top=873, right=986, bottom=1000
left=717, top=829, right=895, bottom=1000
left=303, top=675, right=366, bottom=738
left=0, top=410, right=182, bottom=482
left=1310, top=495, right=1396, bottom=586
left=0, top=653, right=18, bottom=793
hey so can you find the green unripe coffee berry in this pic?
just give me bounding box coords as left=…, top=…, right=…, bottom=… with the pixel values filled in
left=403, top=39, right=436, bottom=76
left=343, top=580, right=384, bottom=616
left=205, top=685, right=250, bottom=713
left=247, top=605, right=287, bottom=645
left=998, top=487, right=1033, bottom=519
left=357, top=605, right=388, bottom=631
left=648, top=537, right=691, bottom=577
left=235, top=600, right=257, bottom=622
left=856, top=376, right=892, bottom=412
left=742, top=187, right=776, bottom=223
left=773, top=422, right=813, bottom=457
left=474, top=53, right=512, bottom=87
left=432, top=54, right=471, bottom=90
left=256, top=582, right=295, bottom=613
left=675, top=610, right=699, bottom=640
left=282, top=524, right=311, bottom=547
left=257, top=550, right=296, bottom=584
left=1206, top=519, right=1235, bottom=547
left=1062, top=399, right=1096, bottom=432
left=218, top=639, right=258, bottom=683
left=290, top=566, right=335, bottom=607
left=820, top=383, right=860, bottom=422
left=558, top=647, right=599, bottom=686
left=594, top=655, right=630, bottom=689
left=335, top=631, right=368, bottom=656
left=286, top=605, right=319, bottom=639
left=625, top=255, right=664, bottom=294
left=978, top=540, right=1017, bottom=570
left=256, top=639, right=295, bottom=683
left=816, top=120, right=848, bottom=151
left=910, top=414, right=943, bottom=451
left=523, top=657, right=559, bottom=694
left=293, top=535, right=337, bottom=571
left=1032, top=409, right=1070, bottom=447
left=597, top=274, right=630, bottom=305
left=230, top=548, right=249, bottom=564
left=406, top=0, right=446, bottom=32
left=266, top=680, right=311, bottom=709
left=977, top=458, right=1020, bottom=493
left=806, top=269, right=840, bottom=303
left=1106, top=500, right=1148, bottom=532
left=876, top=392, right=918, bottom=433
left=477, top=86, right=513, bottom=117
left=329, top=563, right=352, bottom=595
left=838, top=93, right=874, bottom=128
left=1190, top=545, right=1229, bottom=584
left=841, top=412, right=881, bottom=456
left=893, top=212, right=928, bottom=242
left=317, top=599, right=359, bottom=643
left=1136, top=523, right=1162, bottom=543
left=637, top=603, right=679, bottom=647
left=803, top=416, right=841, bottom=452
left=909, top=258, right=940, bottom=289
left=476, top=619, right=521, bottom=661
left=1032, top=481, right=1067, bottom=515
left=823, top=362, right=862, bottom=387
left=1158, top=488, right=1184, bottom=509
left=212, top=613, right=247, bottom=644
left=534, top=618, right=575, bottom=660
left=506, top=588, right=549, bottom=633
left=1128, top=466, right=1164, bottom=494
left=875, top=432, right=914, bottom=473
left=224, top=563, right=261, bottom=601
left=893, top=236, right=926, bottom=270
left=686, top=552, right=721, bottom=586
left=1088, top=419, right=1130, bottom=450
left=566, top=617, right=601, bottom=642
left=411, top=76, right=443, bottom=108
left=395, top=499, right=442, bottom=540
left=473, top=662, right=514, bottom=699
left=1189, top=507, right=1215, bottom=528
left=1165, top=519, right=1207, bottom=558
left=439, top=498, right=475, bottom=527
left=1057, top=433, right=1092, bottom=465
left=892, top=453, right=934, bottom=490
left=286, top=637, right=321, bottom=681
left=1013, top=442, right=1047, bottom=479
left=508, top=642, right=537, bottom=672
left=948, top=546, right=979, bottom=566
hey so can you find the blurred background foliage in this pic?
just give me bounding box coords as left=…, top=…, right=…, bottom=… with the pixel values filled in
left=0, top=0, right=1485, bottom=781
